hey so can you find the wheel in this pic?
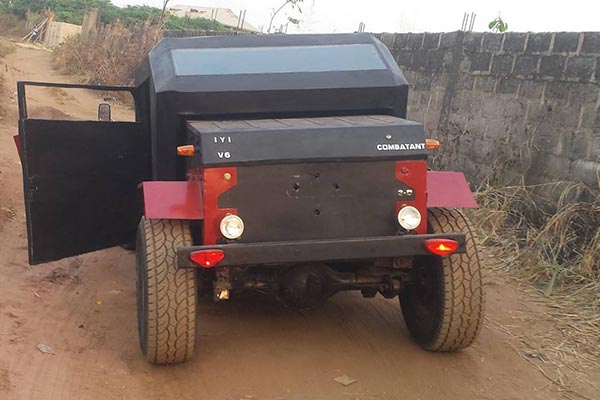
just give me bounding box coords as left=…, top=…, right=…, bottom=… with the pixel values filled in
left=136, top=217, right=197, bottom=364
left=400, top=208, right=484, bottom=352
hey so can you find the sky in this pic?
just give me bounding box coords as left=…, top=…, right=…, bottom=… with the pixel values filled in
left=111, top=0, right=600, bottom=34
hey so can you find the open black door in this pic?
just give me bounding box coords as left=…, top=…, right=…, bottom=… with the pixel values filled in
left=18, top=82, right=150, bottom=265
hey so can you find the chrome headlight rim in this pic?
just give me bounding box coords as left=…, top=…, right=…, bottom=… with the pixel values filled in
left=397, top=206, right=422, bottom=231
left=219, top=214, right=245, bottom=240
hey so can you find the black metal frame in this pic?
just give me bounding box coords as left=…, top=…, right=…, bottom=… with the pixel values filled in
left=176, top=233, right=466, bottom=269
left=17, top=80, right=149, bottom=265
left=17, top=81, right=135, bottom=120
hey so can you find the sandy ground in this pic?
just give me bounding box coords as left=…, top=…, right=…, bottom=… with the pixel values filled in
left=0, top=43, right=594, bottom=400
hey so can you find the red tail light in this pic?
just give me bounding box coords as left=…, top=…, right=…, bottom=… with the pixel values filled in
left=424, top=239, right=459, bottom=256
left=190, top=250, right=225, bottom=268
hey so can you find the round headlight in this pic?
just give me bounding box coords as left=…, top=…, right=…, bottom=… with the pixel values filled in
left=220, top=214, right=244, bottom=240
left=397, top=206, right=422, bottom=231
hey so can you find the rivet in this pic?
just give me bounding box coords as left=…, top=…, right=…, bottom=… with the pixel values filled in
left=401, top=167, right=409, bottom=175
left=224, top=172, right=232, bottom=180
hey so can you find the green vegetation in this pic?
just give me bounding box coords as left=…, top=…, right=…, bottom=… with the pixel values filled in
left=488, top=16, right=508, bottom=33
left=0, top=0, right=227, bottom=30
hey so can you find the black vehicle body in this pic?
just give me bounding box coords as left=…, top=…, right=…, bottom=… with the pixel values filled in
left=16, top=33, right=483, bottom=364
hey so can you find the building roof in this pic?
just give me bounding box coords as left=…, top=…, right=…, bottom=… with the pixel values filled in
left=168, top=5, right=259, bottom=32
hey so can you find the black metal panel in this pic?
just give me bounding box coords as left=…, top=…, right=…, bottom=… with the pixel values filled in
left=176, top=233, right=466, bottom=268
left=187, top=115, right=426, bottom=166
left=218, top=161, right=411, bottom=243
left=134, top=33, right=410, bottom=180
left=21, top=119, right=150, bottom=264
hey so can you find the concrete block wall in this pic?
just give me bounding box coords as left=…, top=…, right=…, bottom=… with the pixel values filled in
left=377, top=31, right=600, bottom=190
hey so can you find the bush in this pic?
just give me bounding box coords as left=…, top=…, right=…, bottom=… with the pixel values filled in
left=52, top=21, right=161, bottom=86
left=0, top=13, right=28, bottom=37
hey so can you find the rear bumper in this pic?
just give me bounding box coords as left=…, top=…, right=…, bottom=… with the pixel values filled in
left=176, top=233, right=466, bottom=268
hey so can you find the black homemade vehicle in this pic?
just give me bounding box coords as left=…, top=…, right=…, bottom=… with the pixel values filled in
left=16, top=33, right=483, bottom=364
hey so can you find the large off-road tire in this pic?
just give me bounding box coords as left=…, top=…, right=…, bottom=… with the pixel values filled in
left=400, top=208, right=484, bottom=352
left=136, top=217, right=197, bottom=364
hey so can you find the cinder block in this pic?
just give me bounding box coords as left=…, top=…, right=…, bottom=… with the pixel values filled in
left=457, top=75, right=475, bottom=90
left=395, top=34, right=409, bottom=49
left=503, top=99, right=525, bottom=119
left=460, top=91, right=483, bottom=114
left=526, top=33, right=551, bottom=53
left=439, top=31, right=462, bottom=48
left=404, top=70, right=417, bottom=83
left=514, top=55, right=539, bottom=78
left=553, top=32, right=579, bottom=53
left=475, top=76, right=496, bottom=92
left=544, top=81, right=571, bottom=106
left=412, top=50, right=428, bottom=70
left=469, top=52, right=492, bottom=72
left=503, top=32, right=527, bottom=52
left=482, top=33, right=503, bottom=52
left=465, top=116, right=487, bottom=136
left=424, top=110, right=441, bottom=131
left=482, top=98, right=508, bottom=117
left=464, top=33, right=483, bottom=51
left=496, top=78, right=519, bottom=94
left=582, top=32, right=600, bottom=54
left=413, top=73, right=433, bottom=90
left=519, top=81, right=544, bottom=99
left=526, top=103, right=551, bottom=121
left=542, top=153, right=571, bottom=178
left=423, top=33, right=440, bottom=49
left=395, top=50, right=414, bottom=68
left=569, top=83, right=600, bottom=105
left=408, top=33, right=425, bottom=49
left=491, top=54, right=514, bottom=75
left=578, top=106, right=598, bottom=129
left=539, top=55, right=566, bottom=79
left=426, top=51, right=445, bottom=73
left=483, top=118, right=510, bottom=140
left=565, top=56, right=595, bottom=80
left=570, top=159, right=599, bottom=187
left=379, top=33, right=397, bottom=50
left=569, top=129, right=591, bottom=159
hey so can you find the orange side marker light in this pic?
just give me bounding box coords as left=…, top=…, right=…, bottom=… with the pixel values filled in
left=177, top=145, right=196, bottom=156
left=425, top=138, right=441, bottom=150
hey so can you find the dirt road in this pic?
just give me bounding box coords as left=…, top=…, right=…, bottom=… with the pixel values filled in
left=0, top=43, right=585, bottom=400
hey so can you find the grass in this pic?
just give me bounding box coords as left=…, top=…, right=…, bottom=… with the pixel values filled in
left=0, top=38, right=15, bottom=58
left=473, top=181, right=599, bottom=286
left=471, top=180, right=600, bottom=390
left=0, top=38, right=16, bottom=117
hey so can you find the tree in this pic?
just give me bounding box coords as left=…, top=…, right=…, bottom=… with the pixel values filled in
left=159, top=0, right=169, bottom=24
left=488, top=16, right=508, bottom=33
left=267, top=0, right=303, bottom=34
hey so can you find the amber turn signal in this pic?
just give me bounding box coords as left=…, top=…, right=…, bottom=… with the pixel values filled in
left=425, top=138, right=441, bottom=150
left=177, top=145, right=196, bottom=156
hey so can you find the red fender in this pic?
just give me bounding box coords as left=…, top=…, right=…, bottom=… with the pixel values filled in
left=142, top=181, right=204, bottom=220
left=426, top=171, right=477, bottom=208
left=14, top=135, right=21, bottom=161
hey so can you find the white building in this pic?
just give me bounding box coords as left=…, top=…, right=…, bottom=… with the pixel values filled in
left=168, top=5, right=259, bottom=32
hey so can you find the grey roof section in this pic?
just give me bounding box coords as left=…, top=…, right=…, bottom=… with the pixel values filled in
left=136, top=33, right=408, bottom=93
